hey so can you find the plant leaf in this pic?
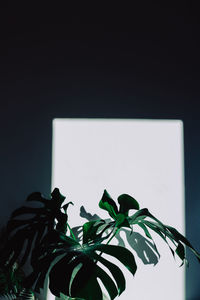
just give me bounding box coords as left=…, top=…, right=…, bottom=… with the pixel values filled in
left=95, top=265, right=118, bottom=300
left=3, top=188, right=69, bottom=268
left=90, top=252, right=126, bottom=295
left=94, top=244, right=137, bottom=277
left=176, top=242, right=185, bottom=263
left=99, top=190, right=118, bottom=219
left=32, top=232, right=137, bottom=300
left=166, top=226, right=200, bottom=263
left=83, top=220, right=112, bottom=244
left=118, top=194, right=140, bottom=214
left=115, top=213, right=130, bottom=229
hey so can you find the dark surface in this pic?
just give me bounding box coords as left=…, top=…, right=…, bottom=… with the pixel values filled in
left=1, top=2, right=200, bottom=299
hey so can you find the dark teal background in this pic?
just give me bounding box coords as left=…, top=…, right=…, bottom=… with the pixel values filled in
left=1, top=3, right=200, bottom=299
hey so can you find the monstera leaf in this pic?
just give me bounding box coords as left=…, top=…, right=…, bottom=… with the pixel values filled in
left=98, top=190, right=200, bottom=266
left=129, top=208, right=200, bottom=265
left=99, top=190, right=139, bottom=229
left=26, top=229, right=137, bottom=300
left=2, top=189, right=71, bottom=268
left=82, top=220, right=113, bottom=244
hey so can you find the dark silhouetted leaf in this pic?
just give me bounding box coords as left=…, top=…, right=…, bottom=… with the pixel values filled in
left=176, top=242, right=185, bottom=262
left=91, top=252, right=126, bottom=295
left=118, top=194, right=140, bottom=214
left=94, top=244, right=137, bottom=276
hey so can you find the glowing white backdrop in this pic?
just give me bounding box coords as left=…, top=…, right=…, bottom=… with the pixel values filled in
left=50, top=119, right=185, bottom=300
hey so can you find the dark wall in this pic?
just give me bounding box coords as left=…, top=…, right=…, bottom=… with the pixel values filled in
left=1, top=3, right=200, bottom=299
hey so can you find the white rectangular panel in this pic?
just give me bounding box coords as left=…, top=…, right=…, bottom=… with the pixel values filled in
left=51, top=119, right=185, bottom=300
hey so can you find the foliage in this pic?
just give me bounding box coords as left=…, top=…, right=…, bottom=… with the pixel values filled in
left=0, top=227, right=24, bottom=299
left=0, top=188, right=200, bottom=300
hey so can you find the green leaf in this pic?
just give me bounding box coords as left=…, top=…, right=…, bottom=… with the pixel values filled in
left=142, top=221, right=166, bottom=242
left=130, top=208, right=168, bottom=240
left=32, top=232, right=137, bottom=300
left=49, top=253, right=82, bottom=296
left=129, top=208, right=149, bottom=224
left=83, top=220, right=111, bottom=244
left=115, top=214, right=126, bottom=227
left=115, top=213, right=130, bottom=229
left=91, top=252, right=126, bottom=295
left=137, top=222, right=153, bottom=240
left=166, top=226, right=200, bottom=263
left=26, top=251, right=64, bottom=292
left=99, top=190, right=118, bottom=219
left=176, top=242, right=185, bottom=262
left=118, top=194, right=140, bottom=214
left=142, top=220, right=175, bottom=257
left=70, top=265, right=102, bottom=300
left=95, top=265, right=118, bottom=300
left=94, top=244, right=137, bottom=277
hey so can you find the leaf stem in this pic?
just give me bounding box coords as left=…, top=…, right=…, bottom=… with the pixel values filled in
left=96, top=227, right=121, bottom=262
left=106, top=227, right=120, bottom=245
left=66, top=223, right=78, bottom=242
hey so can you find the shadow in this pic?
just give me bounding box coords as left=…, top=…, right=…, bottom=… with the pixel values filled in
left=72, top=206, right=160, bottom=266
left=71, top=205, right=110, bottom=240
left=80, top=205, right=100, bottom=221
left=118, top=230, right=160, bottom=265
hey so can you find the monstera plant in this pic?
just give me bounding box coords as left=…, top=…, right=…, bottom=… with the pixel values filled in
left=0, top=188, right=200, bottom=300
